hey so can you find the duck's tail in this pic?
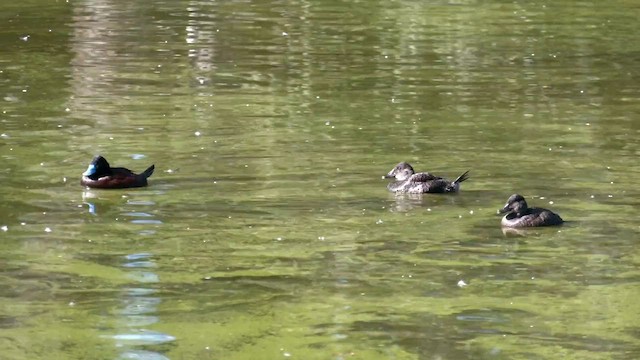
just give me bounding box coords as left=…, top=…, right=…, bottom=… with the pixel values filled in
left=141, top=164, right=155, bottom=179
left=453, top=170, right=470, bottom=184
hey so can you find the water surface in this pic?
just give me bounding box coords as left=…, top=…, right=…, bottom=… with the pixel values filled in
left=1, top=1, right=640, bottom=359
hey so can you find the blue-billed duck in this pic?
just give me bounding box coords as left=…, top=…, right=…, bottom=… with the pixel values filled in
left=81, top=155, right=154, bottom=189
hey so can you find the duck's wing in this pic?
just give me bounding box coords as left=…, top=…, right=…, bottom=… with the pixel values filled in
left=409, top=172, right=439, bottom=182
left=111, top=167, right=136, bottom=177
left=533, top=208, right=564, bottom=226
left=424, top=178, right=450, bottom=193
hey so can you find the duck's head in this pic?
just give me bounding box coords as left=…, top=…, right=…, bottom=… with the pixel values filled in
left=499, top=194, right=528, bottom=215
left=83, top=155, right=112, bottom=180
left=384, top=162, right=415, bottom=181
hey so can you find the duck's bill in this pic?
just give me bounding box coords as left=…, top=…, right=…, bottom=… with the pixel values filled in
left=83, top=164, right=96, bottom=176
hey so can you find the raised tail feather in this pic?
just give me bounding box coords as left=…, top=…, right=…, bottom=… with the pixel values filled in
left=141, top=165, right=155, bottom=179
left=453, top=170, right=470, bottom=184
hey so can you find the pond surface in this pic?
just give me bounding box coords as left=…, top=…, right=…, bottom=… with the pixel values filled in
left=1, top=1, right=640, bottom=359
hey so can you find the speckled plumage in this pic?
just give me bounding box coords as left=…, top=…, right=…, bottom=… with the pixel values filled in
left=384, top=162, right=469, bottom=194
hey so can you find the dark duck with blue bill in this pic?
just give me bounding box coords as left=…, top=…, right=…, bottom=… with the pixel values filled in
left=384, top=162, right=469, bottom=194
left=81, top=155, right=154, bottom=189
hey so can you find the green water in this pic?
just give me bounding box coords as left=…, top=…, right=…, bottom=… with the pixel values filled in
left=1, top=1, right=639, bottom=359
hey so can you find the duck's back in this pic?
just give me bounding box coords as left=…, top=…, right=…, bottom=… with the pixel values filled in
left=410, top=172, right=439, bottom=182
left=534, top=208, right=564, bottom=226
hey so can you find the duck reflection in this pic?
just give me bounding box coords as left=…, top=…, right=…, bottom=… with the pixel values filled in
left=501, top=227, right=529, bottom=237
left=387, top=193, right=426, bottom=212
left=387, top=192, right=464, bottom=213
left=111, top=253, right=176, bottom=351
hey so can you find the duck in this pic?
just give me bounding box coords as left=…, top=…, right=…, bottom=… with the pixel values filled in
left=383, top=162, right=469, bottom=194
left=81, top=155, right=155, bottom=189
left=499, top=194, right=563, bottom=228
